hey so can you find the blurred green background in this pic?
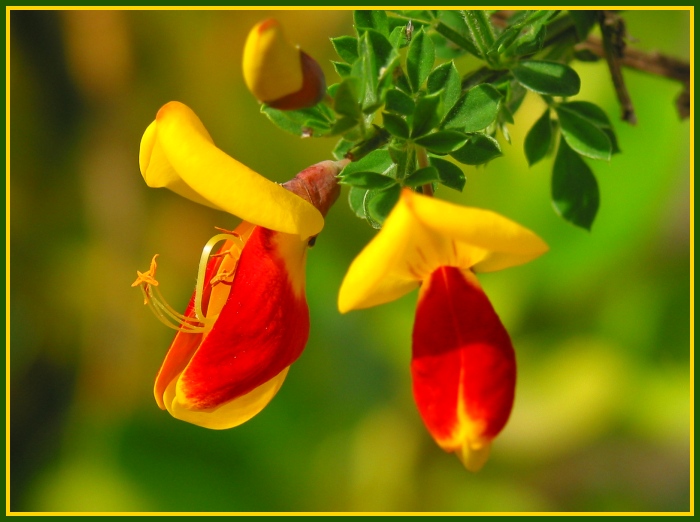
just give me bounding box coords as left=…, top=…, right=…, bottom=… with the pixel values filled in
left=10, top=9, right=691, bottom=513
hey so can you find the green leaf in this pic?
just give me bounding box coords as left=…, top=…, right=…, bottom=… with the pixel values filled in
left=404, top=166, right=441, bottom=188
left=328, top=116, right=359, bottom=136
left=429, top=156, right=466, bottom=191
left=603, top=127, right=621, bottom=155
left=427, top=61, right=461, bottom=115
left=261, top=104, right=333, bottom=137
left=331, top=36, right=359, bottom=64
left=389, top=144, right=414, bottom=180
left=524, top=109, right=552, bottom=166
left=414, top=130, right=469, bottom=153
left=356, top=29, right=398, bottom=110
left=346, top=126, right=391, bottom=161
left=552, top=138, right=599, bottom=230
left=388, top=25, right=408, bottom=49
left=406, top=27, right=435, bottom=92
left=385, top=89, right=415, bottom=115
left=341, top=148, right=394, bottom=176
left=442, top=84, right=502, bottom=132
left=568, top=10, right=598, bottom=41
left=451, top=134, right=502, bottom=165
left=348, top=186, right=368, bottom=217
left=382, top=112, right=409, bottom=139
left=463, top=10, right=497, bottom=62
left=512, top=60, right=581, bottom=96
left=556, top=106, right=612, bottom=160
left=434, top=20, right=480, bottom=57
left=559, top=101, right=613, bottom=128
left=354, top=10, right=389, bottom=37
left=411, top=92, right=442, bottom=138
left=332, top=61, right=352, bottom=78
left=367, top=184, right=401, bottom=226
left=333, top=78, right=362, bottom=119
left=339, top=170, right=397, bottom=190
left=333, top=138, right=355, bottom=160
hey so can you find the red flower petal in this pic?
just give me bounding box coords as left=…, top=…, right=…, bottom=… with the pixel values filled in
left=177, top=226, right=309, bottom=410
left=411, top=266, right=515, bottom=459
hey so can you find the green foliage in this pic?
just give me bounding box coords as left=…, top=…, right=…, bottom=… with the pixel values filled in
left=260, top=9, right=622, bottom=230
left=552, top=138, right=600, bottom=230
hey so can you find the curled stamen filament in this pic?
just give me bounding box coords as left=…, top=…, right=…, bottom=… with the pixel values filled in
left=134, top=232, right=245, bottom=333
left=141, top=285, right=208, bottom=333
left=193, top=233, right=245, bottom=323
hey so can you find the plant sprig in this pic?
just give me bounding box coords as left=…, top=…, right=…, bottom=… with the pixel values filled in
left=262, top=10, right=625, bottom=230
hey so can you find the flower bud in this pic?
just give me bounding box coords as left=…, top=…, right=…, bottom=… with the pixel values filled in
left=242, top=18, right=326, bottom=110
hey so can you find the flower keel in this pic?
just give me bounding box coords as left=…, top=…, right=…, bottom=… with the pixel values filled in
left=412, top=267, right=515, bottom=472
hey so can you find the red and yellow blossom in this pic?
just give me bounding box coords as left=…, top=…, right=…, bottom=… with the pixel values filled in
left=243, top=18, right=326, bottom=110
left=134, top=100, right=342, bottom=429
left=338, top=189, right=548, bottom=471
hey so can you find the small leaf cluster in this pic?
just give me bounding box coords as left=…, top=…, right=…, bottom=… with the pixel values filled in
left=260, top=9, right=619, bottom=230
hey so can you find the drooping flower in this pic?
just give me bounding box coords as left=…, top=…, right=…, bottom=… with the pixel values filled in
left=242, top=18, right=326, bottom=110
left=134, top=100, right=342, bottom=429
left=338, top=189, right=548, bottom=471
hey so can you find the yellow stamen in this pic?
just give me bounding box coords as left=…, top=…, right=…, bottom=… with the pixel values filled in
left=132, top=254, right=160, bottom=304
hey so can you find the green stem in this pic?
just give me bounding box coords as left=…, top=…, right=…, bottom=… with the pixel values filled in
left=416, top=146, right=434, bottom=196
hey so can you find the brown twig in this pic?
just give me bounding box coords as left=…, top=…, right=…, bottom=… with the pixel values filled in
left=489, top=10, right=691, bottom=121
left=597, top=11, right=637, bottom=124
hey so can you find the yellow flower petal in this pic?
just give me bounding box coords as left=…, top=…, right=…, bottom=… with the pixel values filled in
left=139, top=101, right=324, bottom=239
left=338, top=189, right=548, bottom=312
left=242, top=19, right=304, bottom=104
left=406, top=190, right=550, bottom=273
left=162, top=367, right=289, bottom=430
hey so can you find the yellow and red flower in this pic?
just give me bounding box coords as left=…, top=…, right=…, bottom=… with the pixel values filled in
left=338, top=189, right=548, bottom=471
left=134, top=101, right=342, bottom=429
left=242, top=18, right=326, bottom=110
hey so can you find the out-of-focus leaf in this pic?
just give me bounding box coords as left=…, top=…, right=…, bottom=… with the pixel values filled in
left=552, top=138, right=599, bottom=230
left=429, top=156, right=466, bottom=191
left=556, top=105, right=612, bottom=160
left=451, top=134, right=502, bottom=165
left=406, top=27, right=435, bottom=91
left=442, top=84, right=502, bottom=132
left=524, top=109, right=553, bottom=166
left=569, top=10, right=599, bottom=41
left=512, top=60, right=581, bottom=96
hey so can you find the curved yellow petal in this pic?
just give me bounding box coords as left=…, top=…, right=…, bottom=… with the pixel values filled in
left=339, top=189, right=548, bottom=312
left=162, top=367, right=289, bottom=430
left=139, top=101, right=324, bottom=239
left=242, top=19, right=303, bottom=103
left=405, top=190, right=549, bottom=273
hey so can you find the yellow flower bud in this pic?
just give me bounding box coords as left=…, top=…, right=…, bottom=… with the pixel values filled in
left=242, top=18, right=326, bottom=110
